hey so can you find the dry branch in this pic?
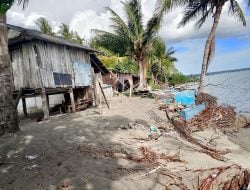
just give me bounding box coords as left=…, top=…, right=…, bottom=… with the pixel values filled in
left=166, top=111, right=229, bottom=161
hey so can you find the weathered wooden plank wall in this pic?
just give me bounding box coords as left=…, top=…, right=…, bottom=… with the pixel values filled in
left=10, top=40, right=91, bottom=90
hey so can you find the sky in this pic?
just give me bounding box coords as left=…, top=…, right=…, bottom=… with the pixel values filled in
left=7, top=0, right=250, bottom=75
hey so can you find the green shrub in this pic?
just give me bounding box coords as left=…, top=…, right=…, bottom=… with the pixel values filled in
left=168, top=73, right=199, bottom=86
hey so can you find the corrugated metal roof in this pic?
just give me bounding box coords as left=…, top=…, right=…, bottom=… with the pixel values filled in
left=7, top=24, right=95, bottom=52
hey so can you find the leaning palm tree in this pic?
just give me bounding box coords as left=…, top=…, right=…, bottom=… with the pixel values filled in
left=178, top=0, right=246, bottom=94
left=0, top=0, right=29, bottom=135
left=157, top=0, right=247, bottom=94
left=35, top=17, right=53, bottom=35
left=93, top=0, right=168, bottom=90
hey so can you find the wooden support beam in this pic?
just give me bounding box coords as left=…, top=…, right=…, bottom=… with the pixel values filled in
left=128, top=76, right=133, bottom=98
left=98, top=81, right=110, bottom=110
left=41, top=88, right=50, bottom=120
left=22, top=98, right=28, bottom=117
left=69, top=88, right=76, bottom=113
left=46, top=94, right=50, bottom=110
left=93, top=73, right=99, bottom=107
left=15, top=87, right=24, bottom=109
left=98, top=82, right=103, bottom=115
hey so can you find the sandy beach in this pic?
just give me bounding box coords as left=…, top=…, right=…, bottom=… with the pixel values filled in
left=0, top=96, right=250, bottom=190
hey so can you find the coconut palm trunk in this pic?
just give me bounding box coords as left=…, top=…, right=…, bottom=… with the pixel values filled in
left=198, top=6, right=222, bottom=94
left=0, top=15, right=19, bottom=135
left=138, top=56, right=148, bottom=91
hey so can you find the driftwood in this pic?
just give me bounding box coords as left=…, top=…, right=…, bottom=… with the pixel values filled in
left=197, top=164, right=249, bottom=190
left=166, top=110, right=229, bottom=161
left=157, top=168, right=189, bottom=190
left=78, top=145, right=183, bottom=166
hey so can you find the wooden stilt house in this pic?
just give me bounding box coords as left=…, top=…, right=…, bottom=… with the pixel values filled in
left=8, top=24, right=109, bottom=119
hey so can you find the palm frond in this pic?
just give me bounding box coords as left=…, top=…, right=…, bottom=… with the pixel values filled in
left=166, top=47, right=176, bottom=56
left=228, top=0, right=246, bottom=26
left=123, top=0, right=143, bottom=36
left=106, top=7, right=132, bottom=40
left=93, top=31, right=130, bottom=55
left=35, top=17, right=53, bottom=35
left=195, top=7, right=213, bottom=28
left=143, top=10, right=164, bottom=47
left=178, top=0, right=210, bottom=28
left=155, top=0, right=188, bottom=14
left=16, top=0, right=29, bottom=9
left=166, top=47, right=178, bottom=62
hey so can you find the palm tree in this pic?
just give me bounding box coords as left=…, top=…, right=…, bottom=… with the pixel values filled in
left=148, top=38, right=177, bottom=84
left=58, top=23, right=74, bottom=40
left=158, top=0, right=247, bottom=94
left=178, top=0, right=246, bottom=94
left=35, top=17, right=53, bottom=35
left=57, top=23, right=85, bottom=45
left=93, top=0, right=167, bottom=90
left=0, top=0, right=29, bottom=135
left=72, top=31, right=85, bottom=45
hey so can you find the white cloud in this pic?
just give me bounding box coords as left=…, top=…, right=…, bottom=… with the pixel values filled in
left=7, top=0, right=250, bottom=42
left=70, top=10, right=112, bottom=39
left=7, top=11, right=44, bottom=28
left=6, top=0, right=250, bottom=74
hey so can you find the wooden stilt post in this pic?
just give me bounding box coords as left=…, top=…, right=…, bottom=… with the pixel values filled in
left=22, top=98, right=28, bottom=117
left=91, top=68, right=98, bottom=107
left=98, top=82, right=103, bottom=115
left=95, top=75, right=99, bottom=106
left=129, top=75, right=133, bottom=98
left=41, top=88, right=49, bottom=120
left=69, top=88, right=76, bottom=112
left=46, top=95, right=49, bottom=110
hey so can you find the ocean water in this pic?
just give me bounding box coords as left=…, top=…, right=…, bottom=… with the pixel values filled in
left=204, top=70, right=250, bottom=114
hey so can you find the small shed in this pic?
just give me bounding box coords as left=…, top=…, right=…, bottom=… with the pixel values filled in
left=8, top=24, right=108, bottom=119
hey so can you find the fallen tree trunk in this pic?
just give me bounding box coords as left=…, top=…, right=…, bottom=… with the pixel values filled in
left=166, top=110, right=229, bottom=161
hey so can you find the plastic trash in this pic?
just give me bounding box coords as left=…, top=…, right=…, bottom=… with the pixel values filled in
left=26, top=155, right=38, bottom=160
left=150, top=126, right=158, bottom=132
left=148, top=125, right=161, bottom=140
left=26, top=164, right=40, bottom=170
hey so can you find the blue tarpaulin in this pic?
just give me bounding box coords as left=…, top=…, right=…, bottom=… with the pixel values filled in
left=179, top=103, right=206, bottom=121
left=174, top=90, right=195, bottom=106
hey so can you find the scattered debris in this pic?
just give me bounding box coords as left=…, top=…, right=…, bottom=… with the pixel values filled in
left=78, top=145, right=183, bottom=166
left=157, top=168, right=189, bottom=190
left=196, top=92, right=217, bottom=107
left=162, top=131, right=178, bottom=138
left=26, top=164, right=40, bottom=171
left=148, top=125, right=161, bottom=140
left=26, top=155, right=38, bottom=160
left=166, top=111, right=229, bottom=161
left=188, top=105, right=236, bottom=129
left=127, top=122, right=148, bottom=130
left=196, top=165, right=250, bottom=190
